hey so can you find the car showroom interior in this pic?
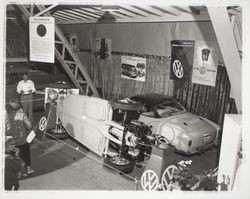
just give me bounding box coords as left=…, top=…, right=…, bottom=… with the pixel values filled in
left=0, top=0, right=249, bottom=197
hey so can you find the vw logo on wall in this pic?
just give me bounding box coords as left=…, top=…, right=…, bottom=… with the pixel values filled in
left=172, top=60, right=184, bottom=78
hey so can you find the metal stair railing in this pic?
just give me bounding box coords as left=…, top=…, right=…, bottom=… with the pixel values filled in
left=16, top=4, right=100, bottom=97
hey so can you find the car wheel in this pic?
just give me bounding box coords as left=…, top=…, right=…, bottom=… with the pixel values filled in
left=109, top=100, right=143, bottom=111
left=46, top=126, right=70, bottom=140
left=103, top=156, right=134, bottom=174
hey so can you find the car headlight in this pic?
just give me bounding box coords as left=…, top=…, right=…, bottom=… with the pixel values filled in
left=160, top=125, right=175, bottom=144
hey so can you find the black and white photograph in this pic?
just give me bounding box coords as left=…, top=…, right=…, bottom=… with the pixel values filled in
left=121, top=56, right=146, bottom=81
left=0, top=0, right=250, bottom=199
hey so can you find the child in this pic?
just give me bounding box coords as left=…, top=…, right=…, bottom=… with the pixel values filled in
left=5, top=139, right=22, bottom=190
left=7, top=98, right=35, bottom=176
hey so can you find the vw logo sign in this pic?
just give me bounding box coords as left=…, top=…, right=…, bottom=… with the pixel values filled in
left=38, top=117, right=47, bottom=131
left=172, top=60, right=184, bottom=78
left=141, top=170, right=159, bottom=191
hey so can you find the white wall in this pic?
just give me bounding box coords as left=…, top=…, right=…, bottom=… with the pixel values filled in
left=59, top=21, right=223, bottom=61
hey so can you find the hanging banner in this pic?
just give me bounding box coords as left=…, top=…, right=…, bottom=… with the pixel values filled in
left=93, top=38, right=111, bottom=59
left=121, top=56, right=146, bottom=82
left=29, top=17, right=55, bottom=63
left=192, top=41, right=219, bottom=86
left=170, top=40, right=195, bottom=82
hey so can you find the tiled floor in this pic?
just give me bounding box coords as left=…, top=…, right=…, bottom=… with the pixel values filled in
left=18, top=111, right=218, bottom=190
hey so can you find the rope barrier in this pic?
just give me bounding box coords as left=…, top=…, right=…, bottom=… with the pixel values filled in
left=41, top=130, right=138, bottom=183
left=6, top=97, right=45, bottom=105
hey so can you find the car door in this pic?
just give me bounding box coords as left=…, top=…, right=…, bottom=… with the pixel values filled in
left=61, top=95, right=111, bottom=156
left=79, top=97, right=111, bottom=156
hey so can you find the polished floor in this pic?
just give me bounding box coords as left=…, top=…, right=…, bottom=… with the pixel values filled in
left=18, top=111, right=218, bottom=190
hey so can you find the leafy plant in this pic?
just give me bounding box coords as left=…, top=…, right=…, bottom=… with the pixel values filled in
left=172, top=160, right=219, bottom=191
left=172, top=160, right=193, bottom=189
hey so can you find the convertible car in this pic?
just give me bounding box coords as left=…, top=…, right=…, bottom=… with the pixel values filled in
left=129, top=94, right=220, bottom=154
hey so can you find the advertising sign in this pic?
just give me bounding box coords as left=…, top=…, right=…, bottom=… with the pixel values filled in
left=29, top=17, right=55, bottom=63
left=170, top=40, right=195, bottom=82
left=192, top=41, right=219, bottom=86
left=121, top=56, right=146, bottom=82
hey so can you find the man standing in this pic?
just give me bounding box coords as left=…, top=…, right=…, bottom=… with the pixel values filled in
left=17, top=73, right=36, bottom=123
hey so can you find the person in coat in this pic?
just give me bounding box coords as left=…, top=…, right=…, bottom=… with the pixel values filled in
left=7, top=98, right=35, bottom=176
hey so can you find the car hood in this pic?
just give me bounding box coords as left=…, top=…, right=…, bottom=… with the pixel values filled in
left=167, top=112, right=217, bottom=134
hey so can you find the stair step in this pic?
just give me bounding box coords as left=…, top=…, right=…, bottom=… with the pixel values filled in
left=77, top=80, right=88, bottom=84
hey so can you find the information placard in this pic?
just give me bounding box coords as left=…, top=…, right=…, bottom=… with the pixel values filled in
left=192, top=41, right=219, bottom=86
left=29, top=17, right=55, bottom=63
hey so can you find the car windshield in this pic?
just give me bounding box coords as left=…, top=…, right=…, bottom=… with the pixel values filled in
left=141, top=99, right=185, bottom=118
left=137, top=64, right=145, bottom=69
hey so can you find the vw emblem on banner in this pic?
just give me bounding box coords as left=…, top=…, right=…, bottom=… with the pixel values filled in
left=140, top=170, right=159, bottom=191
left=172, top=60, right=184, bottom=78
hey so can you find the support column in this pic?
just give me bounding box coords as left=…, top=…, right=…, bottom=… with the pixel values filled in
left=207, top=7, right=242, bottom=112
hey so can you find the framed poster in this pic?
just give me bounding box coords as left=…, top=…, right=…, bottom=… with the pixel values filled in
left=121, top=56, right=146, bottom=82
left=29, top=16, right=55, bottom=63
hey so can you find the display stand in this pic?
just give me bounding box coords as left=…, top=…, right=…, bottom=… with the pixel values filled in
left=144, top=145, right=176, bottom=181
left=41, top=102, right=57, bottom=142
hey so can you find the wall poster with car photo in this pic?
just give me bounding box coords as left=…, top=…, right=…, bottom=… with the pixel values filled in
left=121, top=56, right=146, bottom=82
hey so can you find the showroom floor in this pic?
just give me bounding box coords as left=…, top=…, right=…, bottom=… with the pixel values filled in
left=18, top=111, right=219, bottom=190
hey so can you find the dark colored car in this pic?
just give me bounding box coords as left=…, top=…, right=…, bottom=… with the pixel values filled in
left=121, top=63, right=138, bottom=78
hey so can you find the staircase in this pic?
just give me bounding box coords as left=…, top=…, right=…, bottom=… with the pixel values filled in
left=16, top=4, right=100, bottom=97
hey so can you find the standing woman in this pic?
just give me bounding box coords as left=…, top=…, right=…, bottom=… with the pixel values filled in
left=16, top=73, right=36, bottom=123
left=7, top=98, right=35, bottom=176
